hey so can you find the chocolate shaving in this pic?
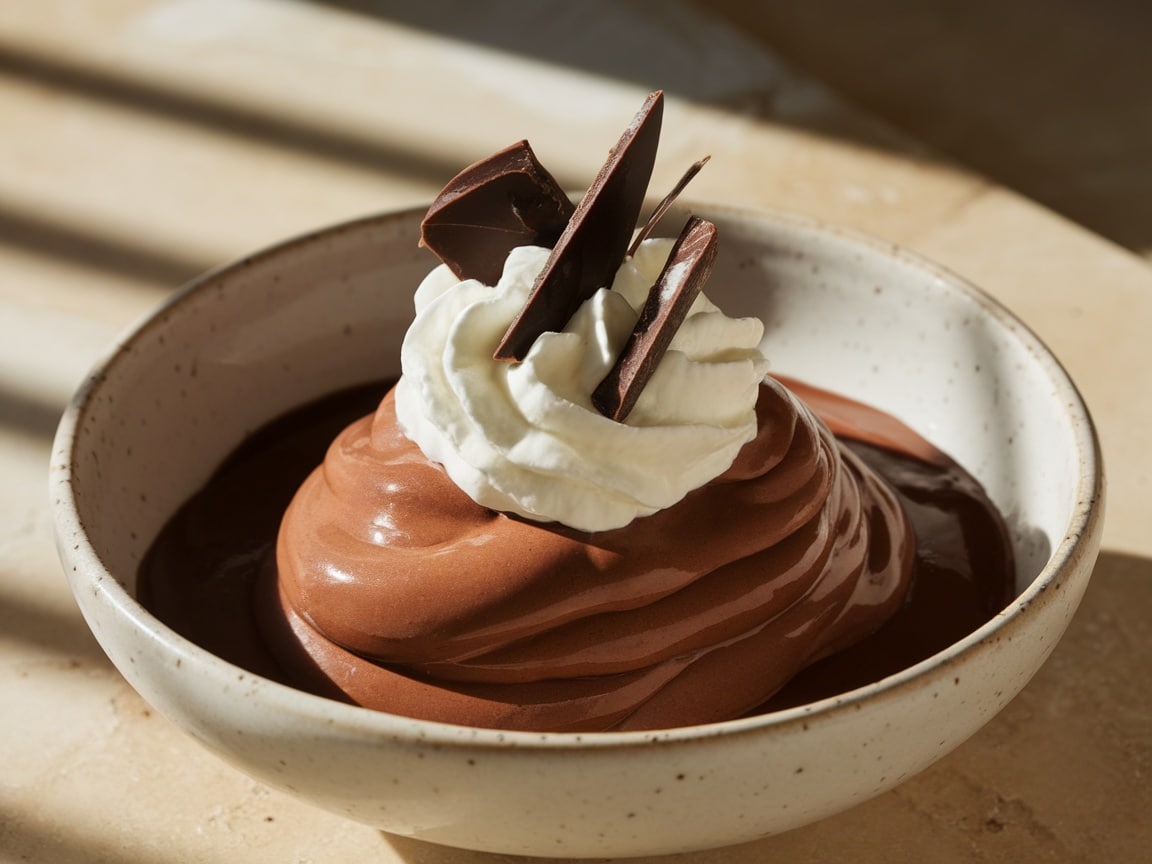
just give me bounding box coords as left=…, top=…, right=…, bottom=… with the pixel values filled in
left=494, top=91, right=664, bottom=361
left=628, top=155, right=710, bottom=257
left=420, top=140, right=575, bottom=287
left=592, top=216, right=719, bottom=422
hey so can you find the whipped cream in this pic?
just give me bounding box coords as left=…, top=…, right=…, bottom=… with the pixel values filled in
left=394, top=239, right=769, bottom=532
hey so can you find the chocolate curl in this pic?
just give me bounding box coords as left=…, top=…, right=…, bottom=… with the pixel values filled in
left=494, top=91, right=664, bottom=361
left=420, top=140, right=575, bottom=287
left=592, top=216, right=719, bottom=422
left=628, top=155, right=711, bottom=257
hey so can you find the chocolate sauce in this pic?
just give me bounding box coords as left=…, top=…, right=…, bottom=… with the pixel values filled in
left=138, top=379, right=1015, bottom=721
left=138, top=382, right=390, bottom=682
left=764, top=436, right=1014, bottom=711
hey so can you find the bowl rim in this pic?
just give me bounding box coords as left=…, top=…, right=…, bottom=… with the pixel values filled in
left=50, top=202, right=1105, bottom=752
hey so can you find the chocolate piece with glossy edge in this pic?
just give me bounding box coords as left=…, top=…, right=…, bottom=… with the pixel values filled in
left=494, top=90, right=665, bottom=361
left=593, top=216, right=719, bottom=422
left=628, top=155, right=710, bottom=257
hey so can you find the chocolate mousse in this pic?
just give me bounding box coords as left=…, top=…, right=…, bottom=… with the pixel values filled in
left=138, top=92, right=1015, bottom=733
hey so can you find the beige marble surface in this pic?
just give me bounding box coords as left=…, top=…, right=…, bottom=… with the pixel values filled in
left=1, top=2, right=1148, bottom=861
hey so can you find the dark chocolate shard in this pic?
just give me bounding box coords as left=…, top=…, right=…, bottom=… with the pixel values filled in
left=494, top=91, right=665, bottom=361
left=592, top=216, right=719, bottom=422
left=420, top=140, right=575, bottom=287
left=628, top=155, right=710, bottom=257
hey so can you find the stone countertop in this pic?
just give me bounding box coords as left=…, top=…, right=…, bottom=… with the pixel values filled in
left=1, top=2, right=1148, bottom=862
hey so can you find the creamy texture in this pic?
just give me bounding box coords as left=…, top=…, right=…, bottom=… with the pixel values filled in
left=395, top=239, right=769, bottom=532
left=270, top=376, right=916, bottom=731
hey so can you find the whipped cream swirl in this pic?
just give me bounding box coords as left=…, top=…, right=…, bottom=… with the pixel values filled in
left=394, top=239, right=769, bottom=532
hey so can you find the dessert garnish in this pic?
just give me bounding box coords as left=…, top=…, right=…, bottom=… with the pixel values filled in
left=418, top=140, right=574, bottom=288
left=418, top=90, right=717, bottom=425
left=592, top=215, right=718, bottom=421
left=388, top=90, right=763, bottom=531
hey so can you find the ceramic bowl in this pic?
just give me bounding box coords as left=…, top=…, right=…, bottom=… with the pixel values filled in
left=51, top=204, right=1103, bottom=858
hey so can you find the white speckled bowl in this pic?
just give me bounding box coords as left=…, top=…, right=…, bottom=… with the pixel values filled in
left=51, top=205, right=1103, bottom=858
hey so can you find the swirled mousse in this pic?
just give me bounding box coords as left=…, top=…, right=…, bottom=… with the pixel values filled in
left=139, top=374, right=1013, bottom=729
left=268, top=379, right=913, bottom=732
left=264, top=225, right=916, bottom=731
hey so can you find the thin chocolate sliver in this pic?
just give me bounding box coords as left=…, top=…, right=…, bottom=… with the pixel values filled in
left=420, top=140, right=575, bottom=287
left=494, top=91, right=664, bottom=361
left=628, top=155, right=710, bottom=257
left=592, top=216, right=719, bottom=422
